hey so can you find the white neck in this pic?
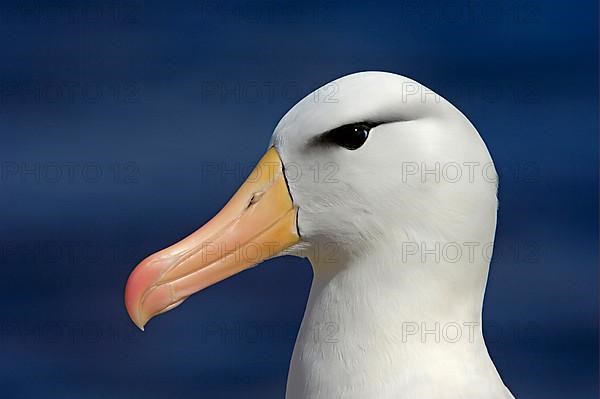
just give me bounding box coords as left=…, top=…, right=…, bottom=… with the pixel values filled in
left=285, top=239, right=514, bottom=399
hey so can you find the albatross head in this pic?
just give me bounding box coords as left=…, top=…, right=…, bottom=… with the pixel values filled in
left=125, top=71, right=498, bottom=331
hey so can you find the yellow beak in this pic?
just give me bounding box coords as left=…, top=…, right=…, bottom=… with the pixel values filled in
left=124, top=147, right=300, bottom=330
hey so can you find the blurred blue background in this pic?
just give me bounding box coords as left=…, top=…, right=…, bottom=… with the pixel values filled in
left=0, top=0, right=597, bottom=397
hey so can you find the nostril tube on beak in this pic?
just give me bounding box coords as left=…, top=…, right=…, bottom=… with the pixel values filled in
left=247, top=191, right=265, bottom=208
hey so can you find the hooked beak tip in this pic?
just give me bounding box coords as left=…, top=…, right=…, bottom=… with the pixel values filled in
left=136, top=322, right=146, bottom=332
left=127, top=307, right=146, bottom=331
left=124, top=262, right=152, bottom=331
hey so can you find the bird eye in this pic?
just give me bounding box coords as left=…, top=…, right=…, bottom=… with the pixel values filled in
left=320, top=123, right=373, bottom=150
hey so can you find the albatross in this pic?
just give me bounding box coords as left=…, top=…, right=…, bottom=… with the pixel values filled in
left=124, top=71, right=515, bottom=398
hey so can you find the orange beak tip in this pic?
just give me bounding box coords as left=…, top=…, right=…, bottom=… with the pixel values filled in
left=124, top=263, right=152, bottom=331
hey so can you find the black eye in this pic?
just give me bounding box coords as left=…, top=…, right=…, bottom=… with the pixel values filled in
left=318, top=123, right=373, bottom=150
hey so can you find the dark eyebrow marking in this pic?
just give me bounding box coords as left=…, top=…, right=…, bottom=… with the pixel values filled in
left=309, top=121, right=382, bottom=147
